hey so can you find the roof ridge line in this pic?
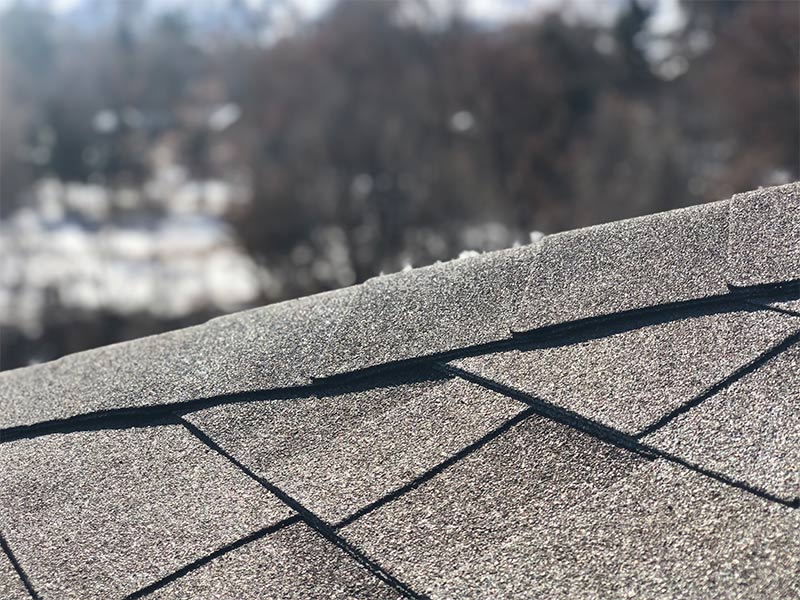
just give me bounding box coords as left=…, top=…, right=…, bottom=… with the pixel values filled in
left=6, top=289, right=796, bottom=441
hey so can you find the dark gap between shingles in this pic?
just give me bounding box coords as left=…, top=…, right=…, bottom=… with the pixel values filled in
left=744, top=299, right=800, bottom=318
left=122, top=516, right=301, bottom=600
left=441, top=363, right=799, bottom=508
left=127, top=404, right=534, bottom=598
left=1, top=532, right=40, bottom=600
left=334, top=406, right=538, bottom=529
left=436, top=363, right=656, bottom=459
left=0, top=368, right=448, bottom=445
left=4, top=286, right=793, bottom=444
left=178, top=418, right=430, bottom=600
left=635, top=328, right=800, bottom=438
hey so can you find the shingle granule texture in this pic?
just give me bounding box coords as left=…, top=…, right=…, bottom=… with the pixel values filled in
left=512, top=201, right=730, bottom=333
left=433, top=460, right=800, bottom=600
left=186, top=372, right=523, bottom=522
left=0, top=549, right=28, bottom=600
left=0, top=425, right=292, bottom=600
left=452, top=303, right=800, bottom=434
left=341, top=415, right=647, bottom=596
left=644, top=343, right=800, bottom=502
left=728, top=182, right=800, bottom=287
left=319, top=245, right=539, bottom=376
left=147, top=522, right=399, bottom=600
left=0, top=287, right=353, bottom=430
left=4, top=183, right=800, bottom=599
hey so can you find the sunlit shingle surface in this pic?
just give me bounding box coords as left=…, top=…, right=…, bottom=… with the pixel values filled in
left=1, top=182, right=799, bottom=599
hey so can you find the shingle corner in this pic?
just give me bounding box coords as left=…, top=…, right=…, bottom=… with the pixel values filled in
left=511, top=200, right=731, bottom=333
left=728, top=181, right=800, bottom=288
left=318, top=243, right=541, bottom=377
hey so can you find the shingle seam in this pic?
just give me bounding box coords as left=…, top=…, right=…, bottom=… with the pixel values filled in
left=635, top=328, right=800, bottom=438
left=333, top=407, right=537, bottom=529
left=439, top=363, right=799, bottom=508
left=4, top=288, right=795, bottom=443
left=0, top=370, right=450, bottom=445
left=510, top=283, right=796, bottom=341
left=1, top=532, right=39, bottom=600
left=0, top=385, right=321, bottom=445
left=178, top=418, right=430, bottom=600
left=123, top=516, right=302, bottom=600
left=744, top=298, right=800, bottom=318
left=436, top=363, right=656, bottom=458
left=313, top=286, right=797, bottom=388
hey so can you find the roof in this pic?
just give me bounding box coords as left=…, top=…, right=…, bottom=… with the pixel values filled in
left=1, top=181, right=799, bottom=599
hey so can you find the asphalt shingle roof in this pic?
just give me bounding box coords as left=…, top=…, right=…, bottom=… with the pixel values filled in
left=449, top=302, right=800, bottom=435
left=511, top=200, right=730, bottom=333
left=435, top=460, right=800, bottom=599
left=146, top=523, right=400, bottom=600
left=0, top=545, right=29, bottom=600
left=0, top=425, right=293, bottom=600
left=184, top=371, right=522, bottom=523
left=728, top=182, right=800, bottom=287
left=1, top=181, right=799, bottom=599
left=644, top=343, right=800, bottom=501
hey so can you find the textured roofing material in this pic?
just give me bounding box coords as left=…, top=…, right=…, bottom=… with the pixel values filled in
left=2, top=182, right=800, bottom=599
left=319, top=246, right=538, bottom=376
left=511, top=201, right=730, bottom=333
left=434, top=460, right=800, bottom=599
left=644, top=343, right=800, bottom=502
left=185, top=372, right=522, bottom=522
left=0, top=287, right=353, bottom=431
left=147, top=523, right=400, bottom=600
left=341, top=415, right=646, bottom=596
left=451, top=303, right=800, bottom=434
left=0, top=425, right=292, bottom=600
left=728, top=182, right=800, bottom=287
left=0, top=548, right=28, bottom=600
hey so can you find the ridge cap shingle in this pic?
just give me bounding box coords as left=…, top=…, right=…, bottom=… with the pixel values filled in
left=3, top=183, right=798, bottom=431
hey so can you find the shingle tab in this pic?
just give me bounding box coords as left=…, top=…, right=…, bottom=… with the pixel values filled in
left=512, top=201, right=730, bottom=333
left=185, top=372, right=524, bottom=523
left=319, top=246, right=539, bottom=376
left=0, top=287, right=354, bottom=431
left=644, top=342, right=800, bottom=502
left=433, top=460, right=800, bottom=599
left=452, top=303, right=800, bottom=434
left=147, top=522, right=399, bottom=600
left=341, top=415, right=646, bottom=596
left=0, top=425, right=293, bottom=600
left=0, top=549, right=28, bottom=600
left=728, top=182, right=800, bottom=287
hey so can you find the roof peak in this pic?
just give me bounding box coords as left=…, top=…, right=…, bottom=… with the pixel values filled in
left=2, top=182, right=798, bottom=432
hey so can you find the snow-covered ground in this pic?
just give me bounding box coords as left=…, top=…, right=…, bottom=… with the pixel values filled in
left=0, top=176, right=265, bottom=337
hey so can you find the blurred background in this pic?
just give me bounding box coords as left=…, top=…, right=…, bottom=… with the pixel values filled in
left=0, top=0, right=798, bottom=370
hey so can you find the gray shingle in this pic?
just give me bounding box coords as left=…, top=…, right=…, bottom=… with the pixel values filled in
left=728, top=182, right=800, bottom=287
left=0, top=287, right=354, bottom=431
left=433, top=460, right=800, bottom=599
left=452, top=303, right=800, bottom=434
left=0, top=549, right=28, bottom=600
left=148, top=522, right=400, bottom=600
left=341, top=414, right=646, bottom=596
left=185, top=373, right=524, bottom=523
left=0, top=425, right=293, bottom=600
left=746, top=285, right=800, bottom=316
left=319, top=246, right=539, bottom=376
left=512, top=201, right=730, bottom=333
left=644, top=342, right=800, bottom=502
